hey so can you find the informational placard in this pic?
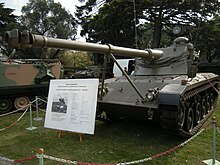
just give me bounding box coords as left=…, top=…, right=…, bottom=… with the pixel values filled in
left=44, top=79, right=99, bottom=135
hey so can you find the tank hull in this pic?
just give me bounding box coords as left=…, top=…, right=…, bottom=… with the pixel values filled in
left=0, top=59, right=63, bottom=114
left=97, top=73, right=220, bottom=137
left=0, top=84, right=48, bottom=96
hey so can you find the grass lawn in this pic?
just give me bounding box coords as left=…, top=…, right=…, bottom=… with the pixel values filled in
left=0, top=96, right=220, bottom=165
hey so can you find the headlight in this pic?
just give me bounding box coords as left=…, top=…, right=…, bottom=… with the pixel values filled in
left=145, top=88, right=159, bottom=101
left=146, top=92, right=154, bottom=101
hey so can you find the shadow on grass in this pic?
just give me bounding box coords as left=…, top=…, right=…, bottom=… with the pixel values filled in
left=84, top=119, right=185, bottom=164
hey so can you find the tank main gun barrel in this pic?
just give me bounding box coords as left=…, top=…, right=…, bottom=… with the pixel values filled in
left=5, top=29, right=163, bottom=60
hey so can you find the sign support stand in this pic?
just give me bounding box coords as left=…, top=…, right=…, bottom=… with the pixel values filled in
left=26, top=104, right=37, bottom=131
left=34, top=96, right=43, bottom=121
left=57, top=130, right=83, bottom=143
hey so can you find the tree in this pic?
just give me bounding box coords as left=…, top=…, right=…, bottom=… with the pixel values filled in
left=17, top=0, right=78, bottom=59
left=0, top=3, right=19, bottom=57
left=0, top=3, right=18, bottom=39
left=195, top=15, right=220, bottom=62
left=138, top=0, right=220, bottom=48
left=20, top=0, right=77, bottom=39
left=76, top=0, right=220, bottom=48
left=76, top=0, right=136, bottom=48
left=58, top=50, right=93, bottom=68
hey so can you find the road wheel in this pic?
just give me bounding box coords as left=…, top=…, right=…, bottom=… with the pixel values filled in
left=185, top=107, right=194, bottom=133
left=0, top=98, right=12, bottom=114
left=195, top=102, right=201, bottom=124
left=14, top=96, right=30, bottom=109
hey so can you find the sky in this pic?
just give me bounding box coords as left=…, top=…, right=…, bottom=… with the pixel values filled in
left=1, top=0, right=84, bottom=40
left=1, top=0, right=81, bottom=16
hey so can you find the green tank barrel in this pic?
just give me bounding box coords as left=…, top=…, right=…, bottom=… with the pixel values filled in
left=5, top=29, right=163, bottom=60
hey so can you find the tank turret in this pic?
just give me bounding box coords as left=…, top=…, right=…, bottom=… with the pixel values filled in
left=4, top=29, right=220, bottom=137
left=5, top=29, right=200, bottom=78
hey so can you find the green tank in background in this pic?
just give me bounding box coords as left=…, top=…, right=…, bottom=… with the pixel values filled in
left=0, top=58, right=63, bottom=114
left=4, top=29, right=220, bottom=137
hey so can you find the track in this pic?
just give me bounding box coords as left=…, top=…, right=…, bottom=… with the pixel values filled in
left=160, top=80, right=219, bottom=137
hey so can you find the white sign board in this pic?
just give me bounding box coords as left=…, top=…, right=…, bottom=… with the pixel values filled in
left=44, top=79, right=99, bottom=134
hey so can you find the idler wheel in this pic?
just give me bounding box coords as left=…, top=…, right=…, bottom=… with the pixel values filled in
left=185, top=107, right=194, bottom=132
left=0, top=98, right=12, bottom=114
left=14, top=96, right=30, bottom=109
left=195, top=102, right=201, bottom=124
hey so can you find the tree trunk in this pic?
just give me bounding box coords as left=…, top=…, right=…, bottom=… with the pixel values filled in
left=152, top=18, right=162, bottom=48
left=152, top=5, right=163, bottom=49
